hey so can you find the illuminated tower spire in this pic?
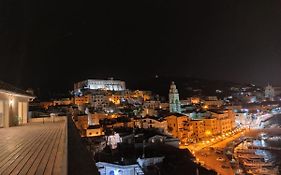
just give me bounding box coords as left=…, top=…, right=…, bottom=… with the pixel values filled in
left=169, top=81, right=181, bottom=113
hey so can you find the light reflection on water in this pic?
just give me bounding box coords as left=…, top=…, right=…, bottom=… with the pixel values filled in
left=253, top=140, right=272, bottom=162
left=258, top=114, right=281, bottom=168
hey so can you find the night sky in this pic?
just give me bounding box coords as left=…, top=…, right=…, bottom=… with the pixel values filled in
left=1, top=0, right=281, bottom=93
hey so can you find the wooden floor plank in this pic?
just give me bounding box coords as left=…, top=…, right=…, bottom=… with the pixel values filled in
left=0, top=130, right=45, bottom=173
left=3, top=128, right=55, bottom=175
left=26, top=128, right=58, bottom=175
left=0, top=126, right=49, bottom=159
left=43, top=128, right=63, bottom=175
left=53, top=122, right=67, bottom=175
left=0, top=129, right=42, bottom=162
left=0, top=120, right=66, bottom=175
left=17, top=127, right=58, bottom=175
left=10, top=127, right=57, bottom=175
left=35, top=127, right=61, bottom=175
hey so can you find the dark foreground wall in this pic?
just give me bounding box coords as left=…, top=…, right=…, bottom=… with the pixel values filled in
left=67, top=116, right=99, bottom=175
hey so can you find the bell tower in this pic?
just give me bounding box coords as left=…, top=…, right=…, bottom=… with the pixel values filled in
left=169, top=81, right=181, bottom=113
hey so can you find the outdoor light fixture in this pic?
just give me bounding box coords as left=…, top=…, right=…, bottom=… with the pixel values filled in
left=8, top=94, right=14, bottom=106
left=9, top=98, right=14, bottom=106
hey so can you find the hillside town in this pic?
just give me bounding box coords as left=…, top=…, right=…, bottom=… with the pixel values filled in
left=16, top=78, right=280, bottom=175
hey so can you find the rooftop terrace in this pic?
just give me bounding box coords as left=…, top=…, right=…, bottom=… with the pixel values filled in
left=0, top=116, right=99, bottom=175
left=0, top=121, right=67, bottom=175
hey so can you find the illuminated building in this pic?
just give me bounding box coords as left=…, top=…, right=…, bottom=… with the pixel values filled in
left=202, top=96, right=224, bottom=109
left=74, top=95, right=92, bottom=105
left=180, top=100, right=190, bottom=106
left=83, top=107, right=104, bottom=137
left=106, top=132, right=122, bottom=149
left=53, top=98, right=73, bottom=106
left=140, top=108, right=157, bottom=117
left=75, top=91, right=109, bottom=109
left=39, top=101, right=53, bottom=109
left=217, top=118, right=232, bottom=133
left=108, top=94, right=122, bottom=105
left=169, top=82, right=181, bottom=113
left=265, top=84, right=281, bottom=99
left=75, top=114, right=105, bottom=137
left=190, top=120, right=205, bottom=141
left=210, top=110, right=235, bottom=134
left=74, top=78, right=126, bottom=95
left=86, top=126, right=104, bottom=137
left=202, top=117, right=219, bottom=136
left=165, top=114, right=193, bottom=142
left=159, top=103, right=169, bottom=110
left=143, top=100, right=161, bottom=109
left=0, top=81, right=34, bottom=128
left=190, top=97, right=200, bottom=104
left=139, top=116, right=168, bottom=133
left=92, top=94, right=109, bottom=109
left=129, top=90, right=151, bottom=101
left=96, top=162, right=144, bottom=175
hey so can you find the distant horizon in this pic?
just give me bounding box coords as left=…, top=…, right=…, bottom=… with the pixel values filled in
left=7, top=75, right=268, bottom=100
left=3, top=74, right=274, bottom=91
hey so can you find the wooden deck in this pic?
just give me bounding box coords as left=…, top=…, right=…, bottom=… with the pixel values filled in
left=0, top=120, right=67, bottom=175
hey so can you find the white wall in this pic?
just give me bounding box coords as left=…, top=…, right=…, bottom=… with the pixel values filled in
left=0, top=92, right=31, bottom=127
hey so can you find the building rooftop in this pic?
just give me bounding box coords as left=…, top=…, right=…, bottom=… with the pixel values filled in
left=0, top=80, right=34, bottom=97
left=208, top=109, right=225, bottom=114
left=146, top=116, right=166, bottom=122
left=191, top=119, right=203, bottom=121
left=163, top=112, right=187, bottom=118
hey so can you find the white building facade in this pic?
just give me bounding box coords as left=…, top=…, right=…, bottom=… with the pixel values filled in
left=265, top=85, right=281, bottom=99
left=0, top=81, right=34, bottom=128
left=74, top=79, right=126, bottom=95
left=96, top=162, right=144, bottom=175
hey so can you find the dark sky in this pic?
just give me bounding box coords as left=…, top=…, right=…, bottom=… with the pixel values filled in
left=1, top=0, right=281, bottom=92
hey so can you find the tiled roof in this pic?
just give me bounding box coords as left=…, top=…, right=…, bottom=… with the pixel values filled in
left=0, top=80, right=34, bottom=97
left=162, top=112, right=187, bottom=118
